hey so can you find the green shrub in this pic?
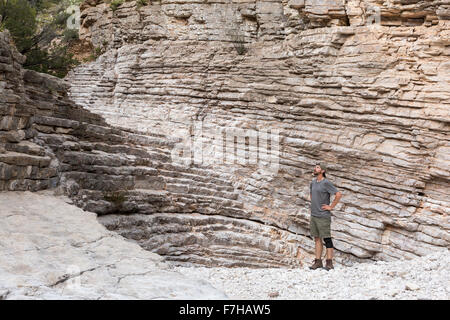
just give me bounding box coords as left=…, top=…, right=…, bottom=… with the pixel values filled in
left=136, top=0, right=148, bottom=9
left=0, top=0, right=84, bottom=78
left=24, top=45, right=80, bottom=78
left=0, top=0, right=37, bottom=53
left=62, top=28, right=78, bottom=43
left=54, top=11, right=70, bottom=26
left=110, top=0, right=124, bottom=12
left=83, top=46, right=105, bottom=63
left=104, top=191, right=128, bottom=207
left=95, top=46, right=103, bottom=56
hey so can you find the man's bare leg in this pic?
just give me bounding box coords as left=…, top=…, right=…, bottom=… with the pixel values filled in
left=315, top=237, right=323, bottom=259
left=326, top=247, right=333, bottom=260
left=324, top=247, right=334, bottom=270
left=309, top=237, right=324, bottom=269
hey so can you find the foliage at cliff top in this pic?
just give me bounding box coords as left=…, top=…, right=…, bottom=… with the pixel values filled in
left=0, top=0, right=83, bottom=78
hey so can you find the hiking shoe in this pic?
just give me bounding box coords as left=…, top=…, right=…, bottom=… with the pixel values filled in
left=309, top=259, right=323, bottom=270
left=323, top=259, right=334, bottom=271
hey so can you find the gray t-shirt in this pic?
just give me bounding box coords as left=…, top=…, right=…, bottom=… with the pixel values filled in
left=310, top=178, right=338, bottom=218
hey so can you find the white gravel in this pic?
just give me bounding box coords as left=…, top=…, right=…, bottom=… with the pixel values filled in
left=170, top=250, right=450, bottom=300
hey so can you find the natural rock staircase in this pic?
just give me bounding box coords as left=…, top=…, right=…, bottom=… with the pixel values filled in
left=1, top=30, right=305, bottom=268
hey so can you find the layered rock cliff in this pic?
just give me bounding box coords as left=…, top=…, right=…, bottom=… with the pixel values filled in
left=66, top=0, right=450, bottom=266
left=0, top=29, right=306, bottom=268
left=1, top=0, right=449, bottom=269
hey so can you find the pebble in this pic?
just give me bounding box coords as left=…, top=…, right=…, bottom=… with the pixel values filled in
left=405, top=282, right=420, bottom=291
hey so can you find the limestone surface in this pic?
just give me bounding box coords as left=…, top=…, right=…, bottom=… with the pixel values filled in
left=0, top=191, right=227, bottom=299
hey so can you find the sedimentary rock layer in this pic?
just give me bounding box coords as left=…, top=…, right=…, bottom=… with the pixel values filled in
left=67, top=0, right=450, bottom=266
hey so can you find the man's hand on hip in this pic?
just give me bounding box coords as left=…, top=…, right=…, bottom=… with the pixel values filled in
left=323, top=192, right=343, bottom=211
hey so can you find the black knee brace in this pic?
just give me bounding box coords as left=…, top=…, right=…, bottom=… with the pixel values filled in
left=323, top=237, right=333, bottom=248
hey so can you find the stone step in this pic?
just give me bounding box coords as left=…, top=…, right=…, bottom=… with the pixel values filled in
left=172, top=194, right=244, bottom=211
left=0, top=162, right=58, bottom=181
left=0, top=130, right=28, bottom=143
left=0, top=177, right=58, bottom=191
left=70, top=165, right=158, bottom=177
left=158, top=168, right=233, bottom=187
left=62, top=171, right=135, bottom=191
left=77, top=123, right=176, bottom=149
left=164, top=255, right=289, bottom=268
left=123, top=132, right=177, bottom=149
left=0, top=151, right=51, bottom=167
left=0, top=115, right=30, bottom=131
left=166, top=183, right=238, bottom=200
left=163, top=176, right=235, bottom=193
left=61, top=151, right=131, bottom=167
left=4, top=141, right=46, bottom=156
left=78, top=141, right=170, bottom=158
left=34, top=133, right=76, bottom=146
left=32, top=115, right=79, bottom=128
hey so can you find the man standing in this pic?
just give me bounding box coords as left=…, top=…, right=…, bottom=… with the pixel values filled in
left=309, top=164, right=342, bottom=271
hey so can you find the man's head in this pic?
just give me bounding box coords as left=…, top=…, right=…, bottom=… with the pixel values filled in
left=313, top=163, right=327, bottom=178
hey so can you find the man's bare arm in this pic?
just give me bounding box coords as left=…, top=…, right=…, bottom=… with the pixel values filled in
left=330, top=191, right=342, bottom=209
left=321, top=191, right=342, bottom=211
